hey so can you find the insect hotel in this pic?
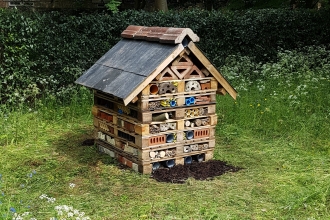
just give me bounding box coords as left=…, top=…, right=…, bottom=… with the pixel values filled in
left=75, top=25, right=237, bottom=174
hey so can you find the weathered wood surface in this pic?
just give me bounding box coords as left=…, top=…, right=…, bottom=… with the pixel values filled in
left=75, top=39, right=183, bottom=105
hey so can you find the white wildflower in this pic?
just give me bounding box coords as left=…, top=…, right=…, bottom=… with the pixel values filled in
left=78, top=212, right=85, bottom=217
left=39, top=194, right=47, bottom=200
left=21, top=212, right=30, bottom=217
left=69, top=183, right=76, bottom=189
left=55, top=206, right=62, bottom=211
left=47, top=197, right=56, bottom=203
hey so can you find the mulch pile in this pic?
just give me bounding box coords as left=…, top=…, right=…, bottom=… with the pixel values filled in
left=151, top=160, right=242, bottom=183
left=82, top=139, right=241, bottom=183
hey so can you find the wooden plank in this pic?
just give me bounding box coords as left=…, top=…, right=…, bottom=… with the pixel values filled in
left=187, top=42, right=237, bottom=100
left=124, top=44, right=184, bottom=105
left=97, top=139, right=215, bottom=174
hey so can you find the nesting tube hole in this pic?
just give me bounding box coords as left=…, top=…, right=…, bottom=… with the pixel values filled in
left=186, top=130, right=194, bottom=140
left=184, top=156, right=193, bottom=165
left=166, top=133, right=174, bottom=143
left=152, top=162, right=161, bottom=170
left=165, top=159, right=175, bottom=168
left=150, top=84, right=159, bottom=95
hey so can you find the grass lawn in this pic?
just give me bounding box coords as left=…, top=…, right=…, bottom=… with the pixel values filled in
left=0, top=47, right=329, bottom=219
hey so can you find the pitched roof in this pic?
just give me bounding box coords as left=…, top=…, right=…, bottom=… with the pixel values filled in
left=75, top=25, right=237, bottom=105
left=75, top=39, right=183, bottom=103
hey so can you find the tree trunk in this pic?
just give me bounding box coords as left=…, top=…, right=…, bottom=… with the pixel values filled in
left=155, top=0, right=168, bottom=12
left=134, top=0, right=146, bottom=9
left=205, top=0, right=213, bottom=10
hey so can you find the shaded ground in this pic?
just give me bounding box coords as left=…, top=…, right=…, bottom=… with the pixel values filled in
left=151, top=160, right=242, bottom=183
left=82, top=139, right=241, bottom=183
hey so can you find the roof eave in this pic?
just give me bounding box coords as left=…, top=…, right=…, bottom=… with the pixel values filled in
left=187, top=41, right=237, bottom=100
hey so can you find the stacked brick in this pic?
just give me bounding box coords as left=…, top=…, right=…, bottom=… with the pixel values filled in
left=93, top=50, right=219, bottom=174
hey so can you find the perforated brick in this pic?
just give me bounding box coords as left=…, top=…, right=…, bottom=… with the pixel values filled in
left=149, top=135, right=166, bottom=146
left=193, top=128, right=210, bottom=139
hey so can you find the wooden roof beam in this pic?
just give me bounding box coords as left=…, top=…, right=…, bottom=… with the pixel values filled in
left=187, top=41, right=237, bottom=100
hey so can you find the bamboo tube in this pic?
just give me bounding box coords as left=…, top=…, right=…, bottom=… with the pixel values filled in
left=185, top=120, right=191, bottom=127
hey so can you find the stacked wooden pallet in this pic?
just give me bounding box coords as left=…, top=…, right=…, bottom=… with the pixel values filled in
left=93, top=51, right=218, bottom=174
left=76, top=25, right=237, bottom=174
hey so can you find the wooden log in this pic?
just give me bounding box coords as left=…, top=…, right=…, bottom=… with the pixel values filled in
left=159, top=151, right=166, bottom=158
left=149, top=151, right=156, bottom=158
left=152, top=113, right=169, bottom=121
left=194, top=119, right=202, bottom=126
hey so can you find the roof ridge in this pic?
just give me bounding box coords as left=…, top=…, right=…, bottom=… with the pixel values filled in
left=121, top=25, right=199, bottom=44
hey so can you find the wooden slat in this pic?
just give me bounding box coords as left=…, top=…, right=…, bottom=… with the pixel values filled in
left=187, top=42, right=237, bottom=100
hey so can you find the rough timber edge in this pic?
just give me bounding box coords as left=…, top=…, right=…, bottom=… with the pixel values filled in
left=121, top=25, right=200, bottom=44
left=123, top=44, right=185, bottom=106
left=187, top=41, right=237, bottom=100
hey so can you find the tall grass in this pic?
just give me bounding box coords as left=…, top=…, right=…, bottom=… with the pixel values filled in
left=0, top=46, right=329, bottom=219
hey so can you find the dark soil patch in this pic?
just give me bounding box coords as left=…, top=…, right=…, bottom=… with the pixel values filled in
left=151, top=160, right=242, bottom=183
left=81, top=139, right=95, bottom=146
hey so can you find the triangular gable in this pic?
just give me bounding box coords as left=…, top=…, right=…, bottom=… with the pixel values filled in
left=183, top=65, right=205, bottom=79
left=170, top=65, right=192, bottom=79
left=155, top=67, right=179, bottom=81
left=187, top=41, right=237, bottom=100
left=171, top=53, right=193, bottom=66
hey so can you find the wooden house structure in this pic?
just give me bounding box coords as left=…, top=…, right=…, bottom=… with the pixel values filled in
left=75, top=25, right=237, bottom=174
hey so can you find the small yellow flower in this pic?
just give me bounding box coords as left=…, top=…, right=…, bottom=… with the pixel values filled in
left=257, top=103, right=261, bottom=107
left=261, top=111, right=264, bottom=114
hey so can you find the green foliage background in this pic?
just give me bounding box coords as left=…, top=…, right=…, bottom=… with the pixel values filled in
left=1, top=8, right=330, bottom=107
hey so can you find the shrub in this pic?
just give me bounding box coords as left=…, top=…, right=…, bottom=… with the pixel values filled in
left=0, top=8, right=329, bottom=108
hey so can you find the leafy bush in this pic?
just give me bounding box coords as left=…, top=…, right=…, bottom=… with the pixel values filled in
left=0, top=8, right=330, bottom=109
